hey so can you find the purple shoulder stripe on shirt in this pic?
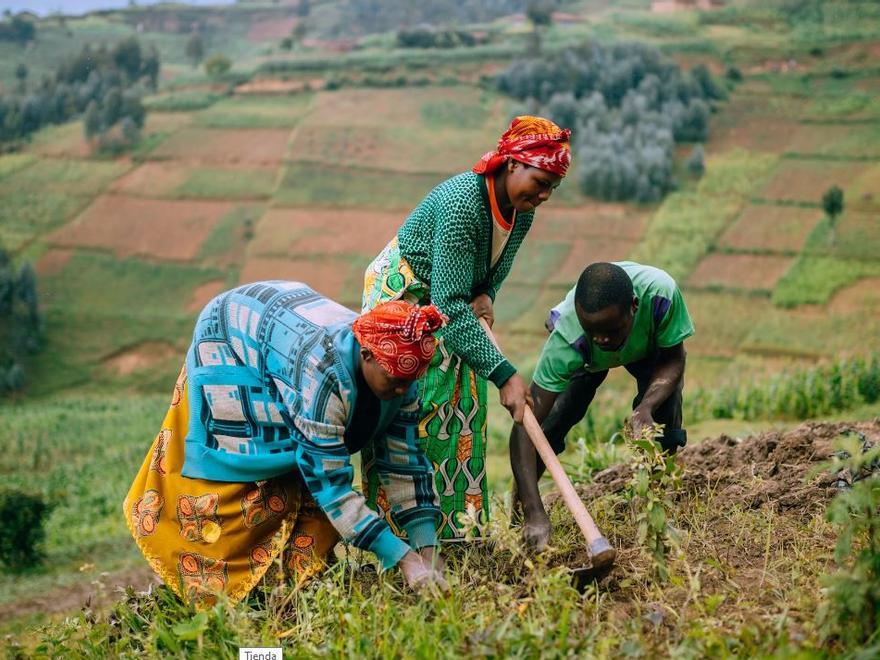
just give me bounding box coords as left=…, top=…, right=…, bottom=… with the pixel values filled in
left=652, top=295, right=671, bottom=324
left=571, top=336, right=591, bottom=363
left=545, top=308, right=561, bottom=333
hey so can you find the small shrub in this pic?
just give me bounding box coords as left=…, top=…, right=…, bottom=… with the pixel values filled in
left=817, top=433, right=880, bottom=650
left=0, top=488, right=52, bottom=570
left=625, top=423, right=682, bottom=581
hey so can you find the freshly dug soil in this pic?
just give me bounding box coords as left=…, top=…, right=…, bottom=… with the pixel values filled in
left=572, top=420, right=880, bottom=513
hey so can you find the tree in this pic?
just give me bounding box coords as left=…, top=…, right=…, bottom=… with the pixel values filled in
left=526, top=0, right=555, bottom=56
left=112, top=36, right=143, bottom=82
left=185, top=33, right=204, bottom=69
left=822, top=185, right=844, bottom=245
left=204, top=54, right=231, bottom=78
left=14, top=63, right=27, bottom=93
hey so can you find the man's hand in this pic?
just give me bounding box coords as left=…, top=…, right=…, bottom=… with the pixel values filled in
left=523, top=509, right=551, bottom=552
left=629, top=405, right=655, bottom=437
left=499, top=373, right=533, bottom=424
left=399, top=551, right=449, bottom=592
left=470, top=293, right=494, bottom=328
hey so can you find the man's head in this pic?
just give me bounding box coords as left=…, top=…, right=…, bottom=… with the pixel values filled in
left=352, top=301, right=447, bottom=400
left=574, top=262, right=637, bottom=352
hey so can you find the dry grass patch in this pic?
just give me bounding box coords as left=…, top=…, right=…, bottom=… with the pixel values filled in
left=825, top=276, right=880, bottom=317
left=109, top=162, right=191, bottom=197
left=149, top=128, right=292, bottom=165
left=48, top=195, right=233, bottom=261
left=759, top=160, right=867, bottom=203
left=719, top=204, right=821, bottom=253
left=689, top=253, right=794, bottom=291
left=848, top=163, right=880, bottom=212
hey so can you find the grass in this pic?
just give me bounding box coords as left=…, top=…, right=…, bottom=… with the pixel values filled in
left=7, top=422, right=850, bottom=658
left=197, top=204, right=264, bottom=266
left=195, top=94, right=315, bottom=129
left=173, top=168, right=277, bottom=200
left=0, top=395, right=167, bottom=575
left=0, top=191, right=92, bottom=253
left=0, top=158, right=130, bottom=197
left=274, top=162, right=446, bottom=211
left=772, top=255, right=880, bottom=307
left=27, top=252, right=224, bottom=396
left=143, top=91, right=226, bottom=113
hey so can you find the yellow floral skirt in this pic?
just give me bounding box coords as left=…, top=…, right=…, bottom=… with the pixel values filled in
left=123, top=365, right=340, bottom=607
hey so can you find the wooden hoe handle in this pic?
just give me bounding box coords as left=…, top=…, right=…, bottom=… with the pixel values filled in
left=479, top=318, right=615, bottom=565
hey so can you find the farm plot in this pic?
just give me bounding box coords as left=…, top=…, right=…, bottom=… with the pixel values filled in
left=786, top=122, right=880, bottom=158
left=773, top=256, right=880, bottom=307
left=274, top=162, right=445, bottom=211
left=718, top=204, right=821, bottom=253
left=759, top=159, right=868, bottom=203
left=238, top=256, right=367, bottom=308
left=0, top=191, right=93, bottom=252
left=0, top=158, right=130, bottom=197
left=149, top=128, right=292, bottom=165
left=688, top=253, right=794, bottom=292
left=195, top=94, right=314, bottom=129
left=803, top=211, right=880, bottom=261
left=545, top=237, right=638, bottom=286
left=681, top=290, right=779, bottom=357
left=246, top=16, right=299, bottom=41
left=305, top=86, right=504, bottom=130
left=528, top=204, right=650, bottom=242
left=848, top=163, right=880, bottom=212
left=48, top=195, right=234, bottom=262
left=248, top=208, right=403, bottom=259
left=287, top=124, right=486, bottom=175
left=111, top=163, right=277, bottom=200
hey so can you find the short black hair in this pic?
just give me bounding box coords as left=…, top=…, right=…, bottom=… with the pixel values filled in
left=574, top=262, right=634, bottom=314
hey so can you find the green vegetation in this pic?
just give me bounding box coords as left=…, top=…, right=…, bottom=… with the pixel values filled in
left=773, top=256, right=880, bottom=307
left=196, top=94, right=314, bottom=129
left=197, top=205, right=264, bottom=265
left=818, top=433, right=880, bottom=651
left=0, top=489, right=51, bottom=571
left=174, top=169, right=276, bottom=200
left=143, top=90, right=223, bottom=112
left=275, top=162, right=443, bottom=210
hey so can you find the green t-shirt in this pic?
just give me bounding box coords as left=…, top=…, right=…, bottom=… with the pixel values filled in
left=533, top=262, right=695, bottom=393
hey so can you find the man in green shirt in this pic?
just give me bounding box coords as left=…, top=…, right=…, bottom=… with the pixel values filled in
left=509, top=261, right=695, bottom=550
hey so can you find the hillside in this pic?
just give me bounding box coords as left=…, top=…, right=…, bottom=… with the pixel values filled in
left=0, top=0, right=878, bottom=655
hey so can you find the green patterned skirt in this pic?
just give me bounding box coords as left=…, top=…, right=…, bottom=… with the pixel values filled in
left=361, top=237, right=489, bottom=540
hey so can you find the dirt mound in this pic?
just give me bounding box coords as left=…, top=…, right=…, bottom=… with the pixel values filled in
left=573, top=420, right=880, bottom=512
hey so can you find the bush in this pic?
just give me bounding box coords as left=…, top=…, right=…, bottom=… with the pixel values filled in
left=0, top=488, right=51, bottom=570
left=204, top=54, right=232, bottom=78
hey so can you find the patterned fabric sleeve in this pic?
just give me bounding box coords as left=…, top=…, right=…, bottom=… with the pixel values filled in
left=429, top=203, right=516, bottom=386
left=273, top=365, right=414, bottom=570
left=371, top=387, right=440, bottom=549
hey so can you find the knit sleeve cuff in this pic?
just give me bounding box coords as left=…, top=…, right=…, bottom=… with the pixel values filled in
left=488, top=360, right=516, bottom=388
left=404, top=519, right=438, bottom=551
left=368, top=527, right=413, bottom=570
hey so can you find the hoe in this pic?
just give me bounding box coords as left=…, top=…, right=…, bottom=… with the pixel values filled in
left=479, top=317, right=616, bottom=588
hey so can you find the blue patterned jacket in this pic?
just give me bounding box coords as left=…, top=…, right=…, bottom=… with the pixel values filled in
left=182, top=281, right=439, bottom=568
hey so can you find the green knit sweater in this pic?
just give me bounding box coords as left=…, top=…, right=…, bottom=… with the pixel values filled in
left=397, top=171, right=534, bottom=387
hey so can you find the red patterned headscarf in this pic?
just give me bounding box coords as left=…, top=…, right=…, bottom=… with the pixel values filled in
left=352, top=302, right=447, bottom=379
left=473, top=115, right=572, bottom=177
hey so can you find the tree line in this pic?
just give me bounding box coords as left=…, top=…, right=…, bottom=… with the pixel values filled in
left=0, top=37, right=157, bottom=153
left=0, top=246, right=41, bottom=395
left=495, top=41, right=727, bottom=202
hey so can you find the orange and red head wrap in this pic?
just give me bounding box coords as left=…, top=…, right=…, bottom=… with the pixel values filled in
left=473, top=115, right=572, bottom=177
left=351, top=302, right=447, bottom=379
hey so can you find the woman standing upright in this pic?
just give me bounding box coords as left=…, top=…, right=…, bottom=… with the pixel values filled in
left=362, top=116, right=571, bottom=540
